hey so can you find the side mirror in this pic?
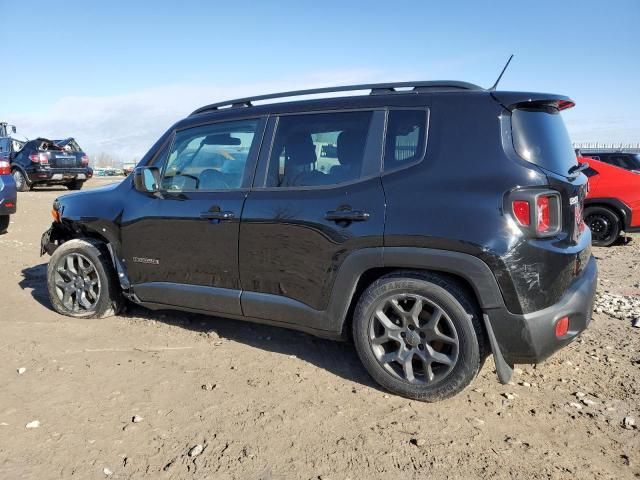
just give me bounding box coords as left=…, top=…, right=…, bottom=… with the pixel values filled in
left=11, top=126, right=16, bottom=134
left=133, top=166, right=160, bottom=193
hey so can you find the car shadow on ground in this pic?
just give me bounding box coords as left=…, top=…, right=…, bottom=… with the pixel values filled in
left=30, top=187, right=69, bottom=192
left=19, top=264, right=51, bottom=309
left=19, top=264, right=378, bottom=391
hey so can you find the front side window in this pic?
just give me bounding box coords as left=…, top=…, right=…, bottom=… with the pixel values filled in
left=266, top=111, right=373, bottom=188
left=161, top=119, right=259, bottom=191
left=383, top=109, right=428, bottom=170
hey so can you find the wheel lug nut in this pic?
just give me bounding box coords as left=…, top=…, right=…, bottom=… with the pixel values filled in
left=400, top=332, right=406, bottom=337
left=418, top=344, right=425, bottom=350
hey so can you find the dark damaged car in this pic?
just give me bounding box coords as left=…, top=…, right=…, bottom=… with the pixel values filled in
left=0, top=157, right=16, bottom=233
left=39, top=80, right=597, bottom=401
left=9, top=137, right=92, bottom=191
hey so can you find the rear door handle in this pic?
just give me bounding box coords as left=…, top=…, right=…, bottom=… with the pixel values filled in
left=200, top=210, right=236, bottom=220
left=325, top=210, right=370, bottom=222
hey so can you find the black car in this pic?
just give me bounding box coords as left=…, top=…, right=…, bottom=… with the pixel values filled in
left=7, top=137, right=92, bottom=191
left=40, top=81, right=597, bottom=401
left=580, top=151, right=640, bottom=174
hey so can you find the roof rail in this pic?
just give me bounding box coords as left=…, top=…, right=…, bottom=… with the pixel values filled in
left=190, top=80, right=483, bottom=115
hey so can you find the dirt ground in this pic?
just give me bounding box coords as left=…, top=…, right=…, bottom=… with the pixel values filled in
left=1, top=177, right=638, bottom=480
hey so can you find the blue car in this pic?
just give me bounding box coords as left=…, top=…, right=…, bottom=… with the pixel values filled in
left=0, top=159, right=17, bottom=233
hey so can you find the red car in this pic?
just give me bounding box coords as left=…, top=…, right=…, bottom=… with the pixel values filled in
left=579, top=156, right=640, bottom=246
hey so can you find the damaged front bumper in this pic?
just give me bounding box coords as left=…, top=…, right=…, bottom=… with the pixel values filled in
left=40, top=224, right=64, bottom=256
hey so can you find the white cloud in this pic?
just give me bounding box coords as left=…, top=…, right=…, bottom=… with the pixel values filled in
left=9, top=69, right=638, bottom=162
left=7, top=70, right=382, bottom=163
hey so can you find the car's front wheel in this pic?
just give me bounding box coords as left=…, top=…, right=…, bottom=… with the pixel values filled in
left=47, top=238, right=122, bottom=318
left=584, top=206, right=620, bottom=247
left=0, top=215, right=9, bottom=234
left=353, top=272, right=486, bottom=401
left=12, top=169, right=30, bottom=192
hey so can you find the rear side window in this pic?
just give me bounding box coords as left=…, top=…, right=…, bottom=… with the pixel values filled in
left=610, top=155, right=640, bottom=170
left=511, top=107, right=577, bottom=176
left=266, top=111, right=373, bottom=188
left=384, top=110, right=428, bottom=171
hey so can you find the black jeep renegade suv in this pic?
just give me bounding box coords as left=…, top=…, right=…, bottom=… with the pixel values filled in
left=40, top=81, right=597, bottom=401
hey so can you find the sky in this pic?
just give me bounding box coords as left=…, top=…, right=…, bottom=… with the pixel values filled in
left=1, top=0, right=639, bottom=162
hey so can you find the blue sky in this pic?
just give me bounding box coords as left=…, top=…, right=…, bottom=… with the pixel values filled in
left=2, top=0, right=639, bottom=160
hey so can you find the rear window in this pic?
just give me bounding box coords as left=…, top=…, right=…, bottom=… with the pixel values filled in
left=511, top=107, right=577, bottom=176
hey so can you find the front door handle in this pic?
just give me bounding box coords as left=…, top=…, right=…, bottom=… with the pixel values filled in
left=325, top=210, right=370, bottom=222
left=200, top=210, right=236, bottom=220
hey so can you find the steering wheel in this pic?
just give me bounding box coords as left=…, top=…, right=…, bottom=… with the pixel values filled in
left=199, top=169, right=230, bottom=190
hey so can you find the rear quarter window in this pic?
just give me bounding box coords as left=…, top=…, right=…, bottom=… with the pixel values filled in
left=383, top=109, right=428, bottom=171
left=511, top=107, right=577, bottom=176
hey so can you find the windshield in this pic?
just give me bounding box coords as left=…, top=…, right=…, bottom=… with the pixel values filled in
left=511, top=107, right=578, bottom=176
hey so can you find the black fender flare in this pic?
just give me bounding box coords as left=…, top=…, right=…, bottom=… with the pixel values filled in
left=328, top=246, right=505, bottom=334
left=10, top=163, right=31, bottom=185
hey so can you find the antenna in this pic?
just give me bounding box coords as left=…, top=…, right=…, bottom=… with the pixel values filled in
left=489, top=54, right=514, bottom=91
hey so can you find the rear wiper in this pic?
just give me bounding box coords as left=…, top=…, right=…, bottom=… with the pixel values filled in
left=568, top=162, right=589, bottom=176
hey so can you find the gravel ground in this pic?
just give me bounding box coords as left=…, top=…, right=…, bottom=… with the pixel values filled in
left=0, top=178, right=638, bottom=479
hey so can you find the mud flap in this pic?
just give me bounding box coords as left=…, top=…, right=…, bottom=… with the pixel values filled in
left=482, top=313, right=513, bottom=384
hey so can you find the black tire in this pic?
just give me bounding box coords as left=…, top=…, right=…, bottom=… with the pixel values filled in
left=67, top=180, right=84, bottom=191
left=47, top=238, right=123, bottom=319
left=584, top=206, right=620, bottom=247
left=12, top=169, right=30, bottom=192
left=352, top=272, right=487, bottom=401
left=0, top=215, right=9, bottom=234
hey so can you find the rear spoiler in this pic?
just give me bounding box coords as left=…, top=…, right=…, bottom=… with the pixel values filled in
left=491, top=91, right=575, bottom=111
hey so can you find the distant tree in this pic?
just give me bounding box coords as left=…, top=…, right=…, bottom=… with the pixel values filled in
left=93, top=152, right=118, bottom=168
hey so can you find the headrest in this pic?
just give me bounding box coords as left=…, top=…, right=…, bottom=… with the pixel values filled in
left=337, top=130, right=366, bottom=166
left=285, top=132, right=317, bottom=166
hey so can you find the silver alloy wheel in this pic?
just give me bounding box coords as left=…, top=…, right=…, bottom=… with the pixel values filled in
left=12, top=170, right=25, bottom=190
left=54, top=253, right=101, bottom=313
left=369, top=294, right=459, bottom=384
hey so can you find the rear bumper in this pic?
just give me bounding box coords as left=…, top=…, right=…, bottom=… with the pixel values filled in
left=0, top=174, right=17, bottom=215
left=486, top=255, right=597, bottom=365
left=27, top=168, right=92, bottom=184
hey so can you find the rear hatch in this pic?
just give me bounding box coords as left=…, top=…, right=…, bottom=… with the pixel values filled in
left=36, top=139, right=82, bottom=168
left=508, top=102, right=588, bottom=246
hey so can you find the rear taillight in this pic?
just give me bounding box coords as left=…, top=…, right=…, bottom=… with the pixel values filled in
left=81, top=155, right=89, bottom=166
left=536, top=196, right=551, bottom=233
left=29, top=152, right=49, bottom=165
left=510, top=190, right=561, bottom=237
left=512, top=201, right=530, bottom=226
left=0, top=160, right=10, bottom=175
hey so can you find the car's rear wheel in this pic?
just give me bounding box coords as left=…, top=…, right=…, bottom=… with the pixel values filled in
left=67, top=180, right=84, bottom=191
left=352, top=272, right=485, bottom=401
left=12, top=169, right=30, bottom=192
left=584, top=206, right=620, bottom=247
left=47, top=238, right=122, bottom=318
left=0, top=215, right=9, bottom=234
